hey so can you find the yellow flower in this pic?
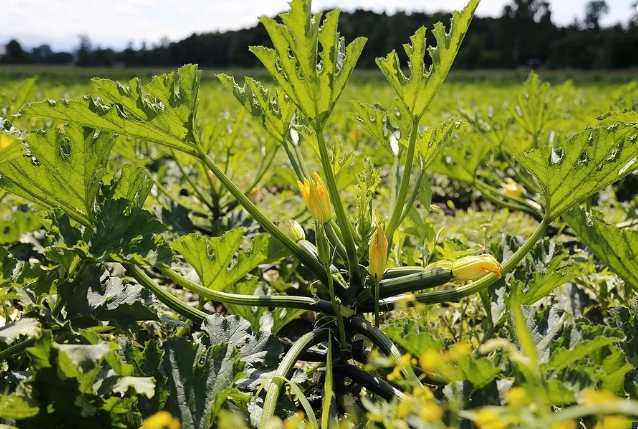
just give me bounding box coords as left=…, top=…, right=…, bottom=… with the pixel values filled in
left=420, top=401, right=443, bottom=421
left=419, top=349, right=443, bottom=373
left=500, top=178, right=525, bottom=198
left=582, top=388, right=617, bottom=405
left=142, top=411, right=181, bottom=429
left=388, top=353, right=412, bottom=381
left=443, top=342, right=472, bottom=362
left=452, top=254, right=502, bottom=282
left=595, top=416, right=630, bottom=429
left=368, top=224, right=388, bottom=280
left=298, top=172, right=332, bottom=223
left=505, top=387, right=531, bottom=408
left=550, top=420, right=577, bottom=429
left=275, top=219, right=305, bottom=242
left=475, top=409, right=508, bottom=429
left=0, top=133, right=14, bottom=149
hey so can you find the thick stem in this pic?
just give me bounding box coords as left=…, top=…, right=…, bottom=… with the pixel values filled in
left=158, top=266, right=335, bottom=314
left=314, top=129, right=362, bottom=292
left=475, top=179, right=543, bottom=221
left=124, top=264, right=207, bottom=323
left=398, top=168, right=426, bottom=224
left=346, top=317, right=424, bottom=389
left=334, top=363, right=407, bottom=401
left=386, top=118, right=420, bottom=240
left=374, top=278, right=380, bottom=327
left=259, top=328, right=330, bottom=428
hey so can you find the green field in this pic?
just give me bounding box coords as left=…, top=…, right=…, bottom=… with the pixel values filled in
left=2, top=2, right=638, bottom=429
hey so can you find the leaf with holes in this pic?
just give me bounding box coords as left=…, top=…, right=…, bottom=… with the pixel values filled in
left=376, top=0, right=479, bottom=119
left=19, top=65, right=201, bottom=156
left=516, top=124, right=638, bottom=220
left=250, top=0, right=365, bottom=126
left=0, top=125, right=116, bottom=226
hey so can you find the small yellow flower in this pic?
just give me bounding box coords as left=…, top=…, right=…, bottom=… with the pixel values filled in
left=298, top=172, right=332, bottom=223
left=368, top=224, right=388, bottom=280
left=388, top=353, right=412, bottom=381
left=275, top=219, right=305, bottom=242
left=595, top=416, right=630, bottom=429
left=500, top=178, right=525, bottom=198
left=505, top=387, right=531, bottom=408
left=475, top=409, right=507, bottom=429
left=283, top=411, right=305, bottom=429
left=582, top=388, right=617, bottom=405
left=419, top=349, right=443, bottom=373
left=420, top=401, right=443, bottom=421
left=443, top=342, right=472, bottom=362
left=550, top=420, right=577, bottom=429
left=142, top=411, right=180, bottom=429
left=452, top=254, right=502, bottom=282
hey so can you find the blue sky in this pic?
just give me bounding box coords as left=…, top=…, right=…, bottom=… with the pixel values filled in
left=1, top=0, right=636, bottom=52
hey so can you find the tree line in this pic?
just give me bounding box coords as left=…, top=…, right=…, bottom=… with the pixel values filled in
left=2, top=0, right=637, bottom=69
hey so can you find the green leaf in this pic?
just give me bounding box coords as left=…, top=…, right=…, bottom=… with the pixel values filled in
left=510, top=72, right=555, bottom=142
left=375, top=0, right=479, bottom=119
left=563, top=207, right=638, bottom=291
left=515, top=123, right=638, bottom=220
left=251, top=0, right=365, bottom=126
left=171, top=228, right=271, bottom=291
left=456, top=355, right=501, bottom=390
left=0, top=393, right=40, bottom=420
left=0, top=125, right=117, bottom=225
left=543, top=322, right=624, bottom=371
left=224, top=279, right=305, bottom=335
left=0, top=131, right=23, bottom=164
left=0, top=318, right=41, bottom=346
left=610, top=298, right=638, bottom=371
left=19, top=65, right=202, bottom=156
left=430, top=133, right=491, bottom=184
left=217, top=76, right=295, bottom=143
left=102, top=163, right=153, bottom=208
left=415, top=118, right=463, bottom=168
left=90, top=199, right=173, bottom=265
left=382, top=319, right=445, bottom=357
left=162, top=338, right=241, bottom=429
left=0, top=209, right=42, bottom=245
left=0, top=77, right=38, bottom=116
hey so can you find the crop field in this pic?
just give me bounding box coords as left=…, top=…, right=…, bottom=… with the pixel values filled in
left=1, top=1, right=638, bottom=428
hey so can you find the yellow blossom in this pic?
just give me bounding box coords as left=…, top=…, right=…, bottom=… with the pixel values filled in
left=368, top=224, right=388, bottom=280
left=413, top=386, right=434, bottom=401
left=142, top=411, right=181, bottom=429
left=500, top=178, right=525, bottom=198
left=284, top=411, right=305, bottom=429
left=505, top=387, right=531, bottom=408
left=475, top=409, right=508, bottom=429
left=550, top=420, right=577, bottom=429
left=443, top=342, right=472, bottom=362
left=388, top=353, right=412, bottom=381
left=582, top=388, right=617, bottom=405
left=595, top=416, right=631, bottom=429
left=452, top=254, right=502, bottom=282
left=419, top=349, right=444, bottom=373
left=420, top=401, right=443, bottom=421
left=275, top=219, right=305, bottom=242
left=298, top=172, right=332, bottom=223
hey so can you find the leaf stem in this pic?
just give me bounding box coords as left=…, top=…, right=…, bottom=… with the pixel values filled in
left=334, top=363, right=407, bottom=401
left=259, top=328, right=330, bottom=429
left=314, top=128, right=362, bottom=292
left=124, top=264, right=207, bottom=323
left=386, top=118, right=419, bottom=240
left=158, top=265, right=335, bottom=314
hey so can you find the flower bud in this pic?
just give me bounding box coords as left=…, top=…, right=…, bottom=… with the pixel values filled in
left=500, top=178, right=525, bottom=198
left=452, top=254, right=502, bottom=282
left=368, top=224, right=388, bottom=281
left=298, top=172, right=332, bottom=223
left=274, top=219, right=305, bottom=242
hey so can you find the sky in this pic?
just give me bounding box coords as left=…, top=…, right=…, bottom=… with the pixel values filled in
left=1, top=0, right=636, bottom=52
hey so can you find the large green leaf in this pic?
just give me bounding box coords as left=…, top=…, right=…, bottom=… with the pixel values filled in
left=0, top=125, right=117, bottom=225
left=19, top=65, right=201, bottom=156
left=429, top=133, right=491, bottom=183
left=563, top=207, right=638, bottom=291
left=515, top=124, right=638, bottom=220
left=0, top=318, right=41, bottom=346
left=217, top=76, right=295, bottom=143
left=250, top=0, right=366, bottom=126
left=376, top=0, right=479, bottom=119
left=415, top=118, right=463, bottom=168
left=162, top=338, right=241, bottom=429
left=171, top=228, right=271, bottom=291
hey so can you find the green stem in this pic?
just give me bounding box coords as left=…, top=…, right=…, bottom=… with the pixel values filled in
left=124, top=264, right=207, bottom=323
left=475, top=179, right=543, bottom=221
left=386, top=118, right=419, bottom=240
left=158, top=266, right=335, bottom=314
left=334, top=363, right=407, bottom=401
left=171, top=150, right=215, bottom=211
left=196, top=147, right=329, bottom=287
left=0, top=337, right=36, bottom=362
left=259, top=328, right=330, bottom=429
left=375, top=219, right=549, bottom=309
left=374, top=278, right=380, bottom=327
left=346, top=317, right=424, bottom=389
left=325, top=221, right=347, bottom=262
left=398, top=168, right=426, bottom=224
left=314, top=128, right=362, bottom=291
left=376, top=267, right=453, bottom=300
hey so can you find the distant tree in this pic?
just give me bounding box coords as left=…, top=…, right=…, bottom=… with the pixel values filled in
left=32, top=45, right=53, bottom=63
left=502, top=0, right=553, bottom=65
left=0, top=39, right=34, bottom=64
left=76, top=35, right=93, bottom=66
left=584, top=0, right=609, bottom=30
